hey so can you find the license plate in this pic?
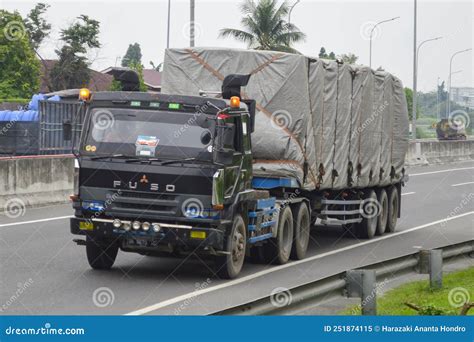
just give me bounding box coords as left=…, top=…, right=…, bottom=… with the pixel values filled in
left=79, top=221, right=94, bottom=231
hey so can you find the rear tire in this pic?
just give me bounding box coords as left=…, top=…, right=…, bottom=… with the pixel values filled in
left=86, top=235, right=118, bottom=270
left=375, top=188, right=388, bottom=235
left=355, top=190, right=378, bottom=239
left=264, top=205, right=294, bottom=264
left=290, top=202, right=310, bottom=260
left=216, top=214, right=246, bottom=279
left=386, top=186, right=399, bottom=233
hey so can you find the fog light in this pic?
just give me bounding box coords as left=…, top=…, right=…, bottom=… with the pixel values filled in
left=113, top=219, right=122, bottom=228
left=123, top=222, right=131, bottom=231
left=152, top=223, right=161, bottom=232
left=142, top=222, right=150, bottom=231
left=132, top=221, right=141, bottom=230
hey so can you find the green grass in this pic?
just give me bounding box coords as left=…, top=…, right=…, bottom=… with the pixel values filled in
left=343, top=267, right=474, bottom=315
left=0, top=98, right=30, bottom=104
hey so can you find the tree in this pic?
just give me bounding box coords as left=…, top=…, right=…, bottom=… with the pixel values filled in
left=218, top=0, right=306, bottom=53
left=122, top=43, right=142, bottom=67
left=405, top=87, right=420, bottom=120
left=24, top=3, right=51, bottom=50
left=0, top=10, right=40, bottom=98
left=318, top=46, right=335, bottom=59
left=341, top=53, right=358, bottom=64
left=50, top=15, right=100, bottom=90
left=129, top=62, right=147, bottom=92
left=319, top=47, right=359, bottom=64
left=150, top=61, right=163, bottom=72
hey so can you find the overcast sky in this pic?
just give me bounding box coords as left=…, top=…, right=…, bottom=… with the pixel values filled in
left=3, top=0, right=473, bottom=92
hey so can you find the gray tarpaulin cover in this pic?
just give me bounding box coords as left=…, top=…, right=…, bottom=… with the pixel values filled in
left=162, top=47, right=409, bottom=191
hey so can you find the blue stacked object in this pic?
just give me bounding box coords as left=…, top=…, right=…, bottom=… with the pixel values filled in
left=0, top=93, right=60, bottom=122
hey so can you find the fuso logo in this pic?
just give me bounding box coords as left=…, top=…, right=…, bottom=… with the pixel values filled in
left=113, top=178, right=175, bottom=192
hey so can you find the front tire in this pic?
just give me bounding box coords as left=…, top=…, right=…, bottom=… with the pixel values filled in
left=216, top=214, right=246, bottom=279
left=290, top=202, right=310, bottom=260
left=86, top=235, right=118, bottom=270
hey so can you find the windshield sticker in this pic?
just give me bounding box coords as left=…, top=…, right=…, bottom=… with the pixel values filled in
left=135, top=135, right=159, bottom=157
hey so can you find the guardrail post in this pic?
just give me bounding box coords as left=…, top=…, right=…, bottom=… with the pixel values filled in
left=419, top=249, right=443, bottom=289
left=346, top=270, right=377, bottom=315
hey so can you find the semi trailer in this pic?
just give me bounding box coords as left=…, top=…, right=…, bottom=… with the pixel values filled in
left=69, top=48, right=409, bottom=278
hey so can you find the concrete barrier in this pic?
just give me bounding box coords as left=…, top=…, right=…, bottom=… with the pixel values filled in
left=406, top=139, right=474, bottom=166
left=0, top=155, right=74, bottom=213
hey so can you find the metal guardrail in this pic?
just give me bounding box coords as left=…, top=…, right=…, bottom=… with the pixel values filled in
left=213, top=240, right=473, bottom=316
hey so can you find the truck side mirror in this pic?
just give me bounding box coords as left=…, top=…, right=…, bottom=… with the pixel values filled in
left=63, top=120, right=72, bottom=141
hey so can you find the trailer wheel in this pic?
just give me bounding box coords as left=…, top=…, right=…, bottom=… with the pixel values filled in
left=86, top=235, right=118, bottom=270
left=375, top=188, right=388, bottom=235
left=216, top=214, right=246, bottom=279
left=264, top=205, right=294, bottom=264
left=356, top=190, right=378, bottom=239
left=386, top=186, right=399, bottom=233
left=290, top=202, right=310, bottom=260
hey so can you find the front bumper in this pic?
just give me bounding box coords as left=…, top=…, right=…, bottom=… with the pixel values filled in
left=70, top=217, right=227, bottom=251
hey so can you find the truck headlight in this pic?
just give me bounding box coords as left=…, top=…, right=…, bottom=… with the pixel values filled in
left=74, top=158, right=80, bottom=196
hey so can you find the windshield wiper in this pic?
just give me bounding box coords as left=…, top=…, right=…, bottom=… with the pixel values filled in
left=90, top=154, right=125, bottom=161
left=161, top=157, right=215, bottom=166
left=125, top=158, right=163, bottom=164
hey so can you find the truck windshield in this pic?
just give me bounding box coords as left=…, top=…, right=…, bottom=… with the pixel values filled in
left=82, top=108, right=214, bottom=160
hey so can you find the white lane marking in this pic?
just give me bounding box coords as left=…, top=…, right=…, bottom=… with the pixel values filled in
left=410, top=167, right=474, bottom=177
left=0, top=215, right=72, bottom=228
left=126, top=211, right=474, bottom=315
left=401, top=192, right=416, bottom=196
left=451, top=181, right=474, bottom=187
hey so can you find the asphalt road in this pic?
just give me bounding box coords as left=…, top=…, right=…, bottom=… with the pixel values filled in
left=1, top=161, right=473, bottom=315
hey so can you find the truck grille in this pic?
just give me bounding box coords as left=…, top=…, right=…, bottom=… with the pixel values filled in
left=106, top=190, right=179, bottom=217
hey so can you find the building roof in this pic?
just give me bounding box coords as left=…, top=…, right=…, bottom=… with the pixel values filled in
left=39, top=60, right=113, bottom=93
left=102, top=66, right=162, bottom=90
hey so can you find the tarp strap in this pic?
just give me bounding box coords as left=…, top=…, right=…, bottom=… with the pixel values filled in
left=184, top=49, right=318, bottom=187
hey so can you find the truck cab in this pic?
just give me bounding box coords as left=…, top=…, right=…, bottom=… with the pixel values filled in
left=69, top=76, right=295, bottom=278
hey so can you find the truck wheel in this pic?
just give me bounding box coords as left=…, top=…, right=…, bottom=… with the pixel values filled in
left=290, top=202, right=310, bottom=260
left=86, top=235, right=118, bottom=270
left=264, top=205, right=294, bottom=264
left=216, top=214, right=246, bottom=279
left=386, top=186, right=399, bottom=233
left=356, top=190, right=378, bottom=239
left=375, top=188, right=388, bottom=235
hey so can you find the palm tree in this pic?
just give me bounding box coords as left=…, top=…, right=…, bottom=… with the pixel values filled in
left=218, top=0, right=306, bottom=53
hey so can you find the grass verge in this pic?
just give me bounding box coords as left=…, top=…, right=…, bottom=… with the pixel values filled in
left=343, top=267, right=474, bottom=315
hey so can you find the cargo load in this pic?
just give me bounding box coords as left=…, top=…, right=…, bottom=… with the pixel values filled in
left=162, top=47, right=409, bottom=191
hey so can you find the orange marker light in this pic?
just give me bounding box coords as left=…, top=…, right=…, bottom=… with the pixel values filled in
left=230, top=96, right=240, bottom=108
left=79, top=88, right=91, bottom=101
